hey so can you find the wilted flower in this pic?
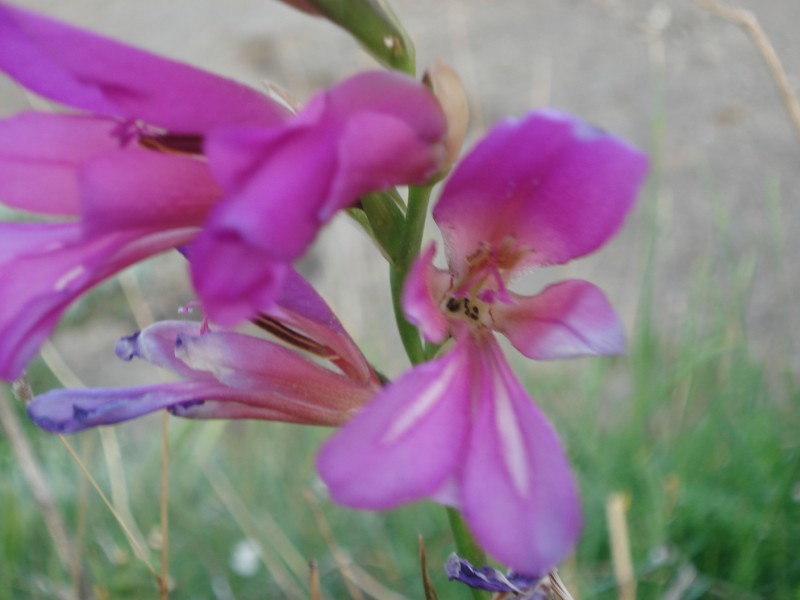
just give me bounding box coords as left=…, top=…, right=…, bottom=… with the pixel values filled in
left=317, top=110, right=648, bottom=574
left=27, top=269, right=380, bottom=433
left=445, top=553, right=574, bottom=599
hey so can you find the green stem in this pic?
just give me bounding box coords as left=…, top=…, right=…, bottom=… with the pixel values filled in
left=389, top=184, right=432, bottom=366
left=447, top=508, right=488, bottom=600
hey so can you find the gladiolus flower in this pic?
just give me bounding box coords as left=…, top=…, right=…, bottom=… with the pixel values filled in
left=0, top=2, right=290, bottom=380
left=27, top=269, right=380, bottom=433
left=318, top=110, right=648, bottom=574
left=0, top=2, right=446, bottom=379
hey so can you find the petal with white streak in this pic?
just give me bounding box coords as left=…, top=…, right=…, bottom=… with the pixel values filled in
left=317, top=344, right=471, bottom=508
left=460, top=338, right=581, bottom=575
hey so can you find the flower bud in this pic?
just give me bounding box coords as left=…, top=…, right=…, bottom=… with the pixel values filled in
left=423, top=60, right=469, bottom=175
left=275, top=0, right=415, bottom=73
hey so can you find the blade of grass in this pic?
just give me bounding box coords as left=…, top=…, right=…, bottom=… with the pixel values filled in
left=304, top=489, right=412, bottom=600
left=57, top=432, right=159, bottom=581
left=40, top=341, right=150, bottom=558
left=204, top=463, right=306, bottom=598
left=0, top=387, right=75, bottom=578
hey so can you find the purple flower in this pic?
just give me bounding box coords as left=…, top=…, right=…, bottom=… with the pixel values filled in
left=317, top=111, right=648, bottom=574
left=27, top=269, right=380, bottom=433
left=0, top=2, right=290, bottom=380
left=189, top=70, right=447, bottom=325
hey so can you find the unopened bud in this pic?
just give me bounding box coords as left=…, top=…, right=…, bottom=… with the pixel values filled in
left=423, top=60, right=469, bottom=175
left=274, top=0, right=320, bottom=16
left=274, top=0, right=415, bottom=73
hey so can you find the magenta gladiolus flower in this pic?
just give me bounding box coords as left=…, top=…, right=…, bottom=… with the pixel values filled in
left=0, top=2, right=446, bottom=380
left=318, top=111, right=648, bottom=574
left=27, top=269, right=380, bottom=433
left=190, top=71, right=447, bottom=325
left=0, top=2, right=290, bottom=381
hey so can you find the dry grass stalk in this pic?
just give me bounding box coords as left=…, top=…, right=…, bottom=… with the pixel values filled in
left=605, top=493, right=636, bottom=600
left=695, top=0, right=800, bottom=144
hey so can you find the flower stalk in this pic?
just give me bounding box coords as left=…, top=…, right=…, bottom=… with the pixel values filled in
left=389, top=183, right=433, bottom=365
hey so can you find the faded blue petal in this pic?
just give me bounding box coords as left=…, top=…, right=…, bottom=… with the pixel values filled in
left=444, top=553, right=540, bottom=593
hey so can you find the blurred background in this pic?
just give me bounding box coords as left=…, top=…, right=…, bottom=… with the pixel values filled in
left=1, top=0, right=798, bottom=598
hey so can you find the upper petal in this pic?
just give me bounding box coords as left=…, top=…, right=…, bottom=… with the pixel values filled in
left=267, top=268, right=378, bottom=384
left=317, top=344, right=471, bottom=509
left=433, top=111, right=648, bottom=276
left=460, top=338, right=582, bottom=575
left=79, top=148, right=221, bottom=231
left=0, top=3, right=289, bottom=132
left=0, top=112, right=119, bottom=215
left=194, top=71, right=446, bottom=323
left=491, top=280, right=626, bottom=360
left=306, top=70, right=446, bottom=143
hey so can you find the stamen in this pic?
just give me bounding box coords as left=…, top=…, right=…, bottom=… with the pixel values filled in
left=138, top=133, right=204, bottom=156
left=252, top=314, right=338, bottom=360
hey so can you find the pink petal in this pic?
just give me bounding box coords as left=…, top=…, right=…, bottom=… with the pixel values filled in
left=491, top=280, right=625, bottom=360
left=269, top=269, right=378, bottom=384
left=194, top=72, right=445, bottom=324
left=317, top=344, right=471, bottom=508
left=174, top=329, right=376, bottom=414
left=302, top=70, right=445, bottom=144
left=204, top=127, right=335, bottom=261
left=323, top=111, right=444, bottom=220
left=188, top=228, right=290, bottom=326
left=460, top=339, right=582, bottom=575
left=401, top=242, right=451, bottom=344
left=0, top=3, right=289, bottom=132
left=80, top=149, right=221, bottom=231
left=0, top=112, right=119, bottom=215
left=433, top=111, right=648, bottom=277
left=0, top=222, right=195, bottom=381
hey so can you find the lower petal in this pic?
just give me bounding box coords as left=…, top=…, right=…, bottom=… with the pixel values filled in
left=188, top=227, right=289, bottom=325
left=317, top=344, right=472, bottom=509
left=492, top=280, right=625, bottom=360
left=27, top=380, right=215, bottom=433
left=0, top=222, right=195, bottom=381
left=460, top=339, right=581, bottom=575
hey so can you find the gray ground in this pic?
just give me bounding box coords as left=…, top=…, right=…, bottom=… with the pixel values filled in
left=4, top=0, right=800, bottom=381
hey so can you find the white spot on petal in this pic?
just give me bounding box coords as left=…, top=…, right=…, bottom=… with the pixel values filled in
left=493, top=377, right=529, bottom=496
left=383, top=361, right=459, bottom=443
left=53, top=265, right=86, bottom=291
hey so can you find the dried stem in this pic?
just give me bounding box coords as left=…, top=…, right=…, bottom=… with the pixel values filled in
left=695, top=0, right=800, bottom=144
left=605, top=493, right=636, bottom=600
left=304, top=490, right=411, bottom=600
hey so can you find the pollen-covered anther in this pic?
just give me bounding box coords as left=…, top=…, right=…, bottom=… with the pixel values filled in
left=443, top=295, right=492, bottom=329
